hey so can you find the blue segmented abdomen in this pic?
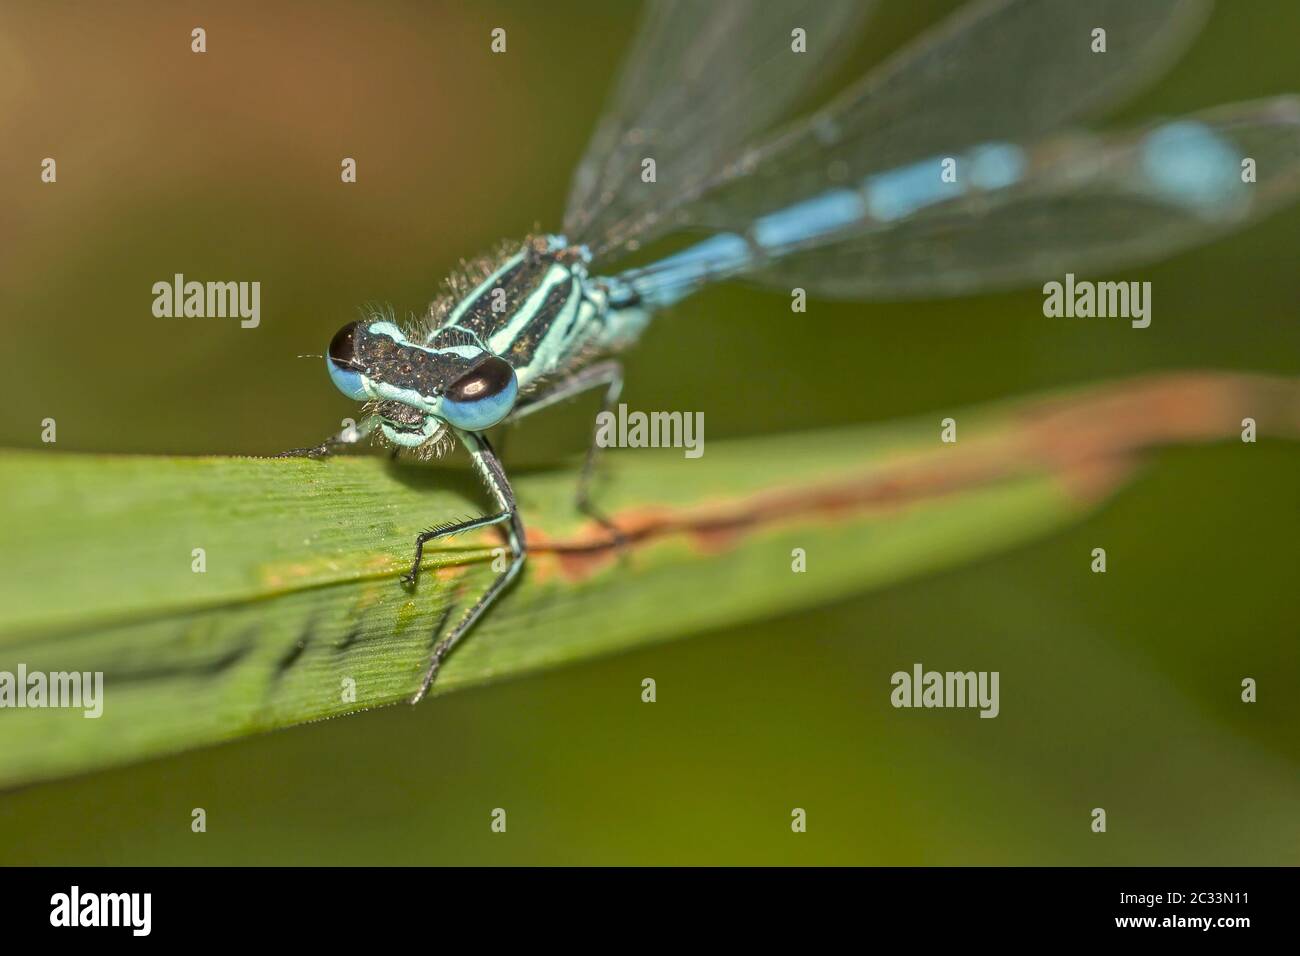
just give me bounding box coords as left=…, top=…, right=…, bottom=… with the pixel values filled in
left=1137, top=120, right=1244, bottom=212
left=615, top=120, right=1246, bottom=310
left=619, top=139, right=1029, bottom=308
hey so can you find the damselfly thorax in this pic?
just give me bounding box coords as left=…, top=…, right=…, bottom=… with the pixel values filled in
left=428, top=235, right=647, bottom=393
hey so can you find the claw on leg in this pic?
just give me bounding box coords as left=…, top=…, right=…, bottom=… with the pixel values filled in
left=273, top=441, right=334, bottom=459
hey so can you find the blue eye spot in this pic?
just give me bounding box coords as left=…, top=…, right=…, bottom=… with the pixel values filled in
left=439, top=356, right=518, bottom=431
left=327, top=358, right=369, bottom=400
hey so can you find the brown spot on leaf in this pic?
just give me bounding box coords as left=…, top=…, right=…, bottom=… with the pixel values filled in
left=520, top=372, right=1300, bottom=584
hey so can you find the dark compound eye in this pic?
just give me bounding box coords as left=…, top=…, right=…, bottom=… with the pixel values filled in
left=447, top=355, right=515, bottom=403
left=438, top=355, right=519, bottom=431
left=328, top=321, right=362, bottom=369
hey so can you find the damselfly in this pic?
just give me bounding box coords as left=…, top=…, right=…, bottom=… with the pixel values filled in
left=282, top=0, right=1300, bottom=703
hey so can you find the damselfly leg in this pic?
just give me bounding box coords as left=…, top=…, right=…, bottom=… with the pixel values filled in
left=505, top=359, right=627, bottom=550
left=273, top=421, right=369, bottom=459
left=405, top=431, right=525, bottom=704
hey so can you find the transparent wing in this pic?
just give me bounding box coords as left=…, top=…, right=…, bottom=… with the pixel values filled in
left=744, top=98, right=1300, bottom=299
left=616, top=98, right=1300, bottom=305
left=562, top=0, right=875, bottom=256
left=589, top=0, right=1213, bottom=263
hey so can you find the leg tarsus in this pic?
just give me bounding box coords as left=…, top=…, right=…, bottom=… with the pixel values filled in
left=576, top=479, right=629, bottom=555
left=273, top=439, right=338, bottom=459
left=273, top=422, right=369, bottom=459
left=409, top=604, right=455, bottom=704
left=411, top=544, right=522, bottom=704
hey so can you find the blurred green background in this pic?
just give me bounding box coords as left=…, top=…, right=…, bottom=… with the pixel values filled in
left=0, top=0, right=1296, bottom=864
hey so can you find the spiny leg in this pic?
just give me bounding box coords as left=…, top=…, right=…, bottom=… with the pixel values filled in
left=411, top=431, right=525, bottom=703
left=505, top=360, right=627, bottom=549
left=274, top=419, right=372, bottom=459
left=403, top=509, right=512, bottom=587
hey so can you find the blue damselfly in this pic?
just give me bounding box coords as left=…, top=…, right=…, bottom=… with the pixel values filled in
left=282, top=0, right=1300, bottom=702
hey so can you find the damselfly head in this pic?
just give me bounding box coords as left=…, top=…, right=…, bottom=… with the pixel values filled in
left=325, top=317, right=519, bottom=440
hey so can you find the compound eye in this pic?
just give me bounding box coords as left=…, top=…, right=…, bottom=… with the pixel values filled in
left=326, top=322, right=370, bottom=401
left=329, top=322, right=362, bottom=369
left=447, top=355, right=515, bottom=403
left=440, top=356, right=518, bottom=431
